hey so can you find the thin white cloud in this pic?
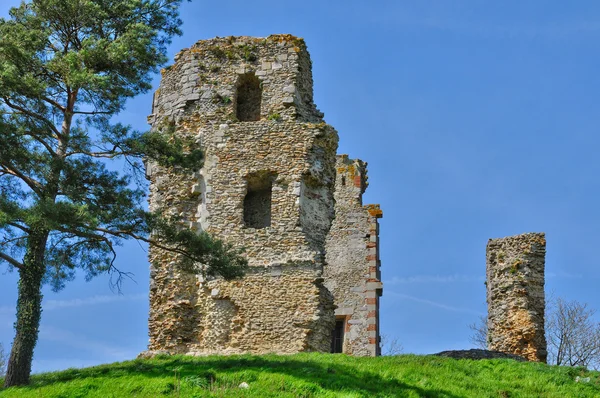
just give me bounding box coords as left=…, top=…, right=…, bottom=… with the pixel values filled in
left=385, top=274, right=484, bottom=285
left=0, top=293, right=146, bottom=315
left=0, top=306, right=15, bottom=316
left=1, top=297, right=144, bottom=373
left=547, top=271, right=583, bottom=279
left=32, top=358, right=107, bottom=374
left=363, top=5, right=600, bottom=40
left=409, top=19, right=600, bottom=39
left=385, top=271, right=585, bottom=286
left=44, top=293, right=146, bottom=311
left=386, top=290, right=484, bottom=316
left=39, top=325, right=137, bottom=360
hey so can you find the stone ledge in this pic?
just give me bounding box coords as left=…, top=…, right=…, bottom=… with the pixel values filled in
left=365, top=204, right=383, bottom=218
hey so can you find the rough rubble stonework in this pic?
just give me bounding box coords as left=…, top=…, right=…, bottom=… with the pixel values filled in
left=486, top=232, right=547, bottom=362
left=145, top=35, right=382, bottom=356
left=324, top=156, right=383, bottom=356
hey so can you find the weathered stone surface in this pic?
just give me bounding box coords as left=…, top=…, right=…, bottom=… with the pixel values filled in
left=324, top=156, right=383, bottom=356
left=486, top=232, right=547, bottom=362
left=146, top=35, right=381, bottom=357
left=434, top=349, right=527, bottom=361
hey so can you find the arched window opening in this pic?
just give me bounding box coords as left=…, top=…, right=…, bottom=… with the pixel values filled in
left=243, top=171, right=276, bottom=228
left=236, top=72, right=262, bottom=121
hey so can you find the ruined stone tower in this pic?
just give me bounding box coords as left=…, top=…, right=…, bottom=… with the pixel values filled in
left=324, top=156, right=383, bottom=356
left=145, top=35, right=382, bottom=356
left=486, top=232, right=547, bottom=362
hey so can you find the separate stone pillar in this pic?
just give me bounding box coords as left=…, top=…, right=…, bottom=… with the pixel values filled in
left=486, top=232, right=547, bottom=362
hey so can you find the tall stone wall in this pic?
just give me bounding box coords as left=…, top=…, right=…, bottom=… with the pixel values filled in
left=146, top=35, right=339, bottom=355
left=324, top=155, right=383, bottom=356
left=486, top=232, right=547, bottom=362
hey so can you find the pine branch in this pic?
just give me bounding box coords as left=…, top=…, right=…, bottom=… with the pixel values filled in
left=0, top=164, right=44, bottom=196
left=72, top=110, right=113, bottom=115
left=65, top=150, right=121, bottom=159
left=23, top=131, right=59, bottom=157
left=0, top=251, right=23, bottom=270
left=6, top=223, right=30, bottom=233
left=41, top=96, right=65, bottom=112
left=2, top=98, right=62, bottom=138
left=49, top=227, right=135, bottom=292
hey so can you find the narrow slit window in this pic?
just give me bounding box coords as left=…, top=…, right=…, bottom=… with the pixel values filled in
left=331, top=319, right=345, bottom=353
left=236, top=72, right=262, bottom=121
left=243, top=171, right=274, bottom=228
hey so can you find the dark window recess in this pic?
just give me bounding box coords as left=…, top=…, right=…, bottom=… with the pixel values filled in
left=236, top=72, right=262, bottom=121
left=243, top=171, right=275, bottom=228
left=331, top=319, right=345, bottom=353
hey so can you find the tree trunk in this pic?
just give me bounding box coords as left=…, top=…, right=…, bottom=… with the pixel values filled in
left=3, top=232, right=48, bottom=387
left=4, top=91, right=72, bottom=388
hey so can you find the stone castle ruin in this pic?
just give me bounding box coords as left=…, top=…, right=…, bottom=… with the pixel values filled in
left=486, top=233, right=547, bottom=362
left=144, top=33, right=548, bottom=362
left=145, top=35, right=383, bottom=356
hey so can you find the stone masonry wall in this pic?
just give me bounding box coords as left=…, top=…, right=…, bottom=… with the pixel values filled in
left=146, top=35, right=338, bottom=355
left=486, top=232, right=547, bottom=362
left=324, top=155, right=383, bottom=356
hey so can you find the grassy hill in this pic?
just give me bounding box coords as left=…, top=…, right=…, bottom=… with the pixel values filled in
left=1, top=353, right=599, bottom=397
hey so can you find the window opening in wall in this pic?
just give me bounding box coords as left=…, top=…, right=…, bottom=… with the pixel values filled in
left=243, top=171, right=275, bottom=228
left=236, top=72, right=262, bottom=121
left=331, top=319, right=345, bottom=353
left=341, top=175, right=346, bottom=186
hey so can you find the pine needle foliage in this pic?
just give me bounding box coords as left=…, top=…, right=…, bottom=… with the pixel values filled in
left=0, top=0, right=247, bottom=387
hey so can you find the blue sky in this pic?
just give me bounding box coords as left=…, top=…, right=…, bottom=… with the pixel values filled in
left=2, top=0, right=600, bottom=372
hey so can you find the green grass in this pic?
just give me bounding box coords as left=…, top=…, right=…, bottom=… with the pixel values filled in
left=1, top=353, right=599, bottom=397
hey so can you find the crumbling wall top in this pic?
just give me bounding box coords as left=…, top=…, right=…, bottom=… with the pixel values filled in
left=335, top=155, right=368, bottom=199
left=151, top=34, right=323, bottom=124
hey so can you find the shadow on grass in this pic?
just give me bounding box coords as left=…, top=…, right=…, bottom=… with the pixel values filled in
left=14, top=354, right=463, bottom=397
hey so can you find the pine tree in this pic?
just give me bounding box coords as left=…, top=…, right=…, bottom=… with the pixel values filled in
left=0, top=0, right=247, bottom=387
